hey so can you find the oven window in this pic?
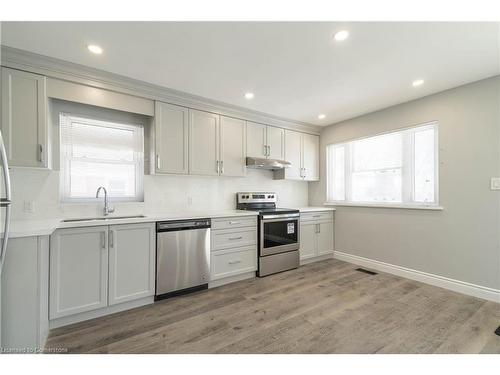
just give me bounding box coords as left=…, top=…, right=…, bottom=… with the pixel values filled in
left=263, top=219, right=299, bottom=248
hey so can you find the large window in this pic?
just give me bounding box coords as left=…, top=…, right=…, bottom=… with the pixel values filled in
left=326, top=122, right=438, bottom=208
left=60, top=113, right=144, bottom=202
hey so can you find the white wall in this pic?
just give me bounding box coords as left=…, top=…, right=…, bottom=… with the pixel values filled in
left=10, top=168, right=308, bottom=220
left=309, top=76, right=500, bottom=290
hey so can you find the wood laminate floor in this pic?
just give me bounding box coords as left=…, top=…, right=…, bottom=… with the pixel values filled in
left=45, top=258, right=500, bottom=354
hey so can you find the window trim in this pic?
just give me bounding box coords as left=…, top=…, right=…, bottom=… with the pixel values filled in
left=59, top=113, right=145, bottom=204
left=325, top=121, right=439, bottom=209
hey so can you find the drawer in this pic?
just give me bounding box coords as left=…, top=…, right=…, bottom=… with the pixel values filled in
left=301, top=211, right=333, bottom=222
left=211, top=227, right=257, bottom=251
left=211, top=246, right=257, bottom=280
left=211, top=216, right=257, bottom=230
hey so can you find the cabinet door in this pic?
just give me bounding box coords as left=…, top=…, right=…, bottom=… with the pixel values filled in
left=155, top=101, right=189, bottom=174
left=189, top=109, right=220, bottom=176
left=246, top=121, right=267, bottom=158
left=302, top=133, right=319, bottom=181
left=220, top=116, right=246, bottom=177
left=284, top=130, right=303, bottom=180
left=317, top=221, right=334, bottom=256
left=299, top=222, right=317, bottom=260
left=1, top=67, right=47, bottom=168
left=108, top=223, right=155, bottom=305
left=266, top=126, right=284, bottom=160
left=49, top=226, right=108, bottom=319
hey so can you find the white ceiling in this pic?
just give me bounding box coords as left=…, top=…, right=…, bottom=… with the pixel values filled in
left=1, top=22, right=498, bottom=125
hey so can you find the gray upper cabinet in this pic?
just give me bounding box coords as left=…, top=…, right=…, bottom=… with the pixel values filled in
left=154, top=101, right=189, bottom=174
left=189, top=109, right=220, bottom=176
left=276, top=130, right=319, bottom=181
left=246, top=121, right=267, bottom=158
left=1, top=67, right=48, bottom=168
left=219, top=116, right=246, bottom=177
left=246, top=122, right=284, bottom=160
left=302, top=133, right=319, bottom=181
left=266, top=126, right=284, bottom=160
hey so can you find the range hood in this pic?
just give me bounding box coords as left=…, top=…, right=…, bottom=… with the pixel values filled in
left=246, top=157, right=291, bottom=170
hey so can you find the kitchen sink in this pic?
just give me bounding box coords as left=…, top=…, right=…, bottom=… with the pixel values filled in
left=62, top=215, right=147, bottom=223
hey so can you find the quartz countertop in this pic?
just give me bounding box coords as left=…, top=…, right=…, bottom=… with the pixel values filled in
left=298, top=207, right=336, bottom=212
left=2, top=210, right=259, bottom=239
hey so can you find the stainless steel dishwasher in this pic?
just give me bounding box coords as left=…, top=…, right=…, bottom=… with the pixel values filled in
left=155, top=219, right=211, bottom=300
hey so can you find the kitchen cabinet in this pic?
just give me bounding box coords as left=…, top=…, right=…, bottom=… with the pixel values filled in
left=302, top=133, right=320, bottom=181
left=49, top=226, right=109, bottom=319
left=1, top=236, right=49, bottom=350
left=50, top=223, right=156, bottom=322
left=108, top=223, right=155, bottom=306
left=210, top=216, right=258, bottom=286
left=246, top=122, right=284, bottom=160
left=189, top=109, right=220, bottom=176
left=154, top=101, right=189, bottom=174
left=299, top=211, right=334, bottom=263
left=219, top=116, right=246, bottom=177
left=275, top=130, right=319, bottom=181
left=1, top=67, right=48, bottom=168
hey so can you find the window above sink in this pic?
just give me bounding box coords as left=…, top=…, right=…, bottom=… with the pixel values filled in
left=59, top=113, right=145, bottom=203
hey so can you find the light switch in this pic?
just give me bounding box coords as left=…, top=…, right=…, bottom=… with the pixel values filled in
left=491, top=177, right=500, bottom=190
left=23, top=200, right=35, bottom=213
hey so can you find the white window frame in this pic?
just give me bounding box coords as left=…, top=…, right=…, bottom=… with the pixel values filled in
left=60, top=113, right=145, bottom=203
left=326, top=121, right=441, bottom=210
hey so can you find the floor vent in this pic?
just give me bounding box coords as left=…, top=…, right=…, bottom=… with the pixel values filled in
left=355, top=268, right=378, bottom=275
left=495, top=326, right=500, bottom=336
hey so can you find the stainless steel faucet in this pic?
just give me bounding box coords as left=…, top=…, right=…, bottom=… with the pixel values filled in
left=96, top=186, right=115, bottom=216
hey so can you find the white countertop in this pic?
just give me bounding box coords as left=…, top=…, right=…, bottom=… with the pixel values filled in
left=3, top=207, right=334, bottom=239
left=2, top=210, right=258, bottom=239
left=298, top=206, right=336, bottom=212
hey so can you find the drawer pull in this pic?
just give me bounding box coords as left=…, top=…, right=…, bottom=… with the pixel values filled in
left=228, top=260, right=242, bottom=265
left=229, top=221, right=241, bottom=225
left=229, top=236, right=243, bottom=240
left=313, top=215, right=321, bottom=218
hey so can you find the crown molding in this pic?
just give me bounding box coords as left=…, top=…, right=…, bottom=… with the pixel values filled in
left=1, top=45, right=322, bottom=135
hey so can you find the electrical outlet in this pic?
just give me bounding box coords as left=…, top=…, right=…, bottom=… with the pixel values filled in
left=491, top=177, right=500, bottom=191
left=23, top=200, right=35, bottom=213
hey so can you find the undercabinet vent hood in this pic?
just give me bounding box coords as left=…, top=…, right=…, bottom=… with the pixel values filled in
left=246, top=157, right=292, bottom=170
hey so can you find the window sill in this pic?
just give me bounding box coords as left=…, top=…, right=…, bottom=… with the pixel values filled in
left=323, top=202, right=444, bottom=211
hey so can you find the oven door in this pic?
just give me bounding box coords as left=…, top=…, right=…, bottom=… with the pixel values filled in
left=260, top=215, right=300, bottom=256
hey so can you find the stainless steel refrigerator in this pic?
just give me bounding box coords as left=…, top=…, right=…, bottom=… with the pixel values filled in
left=0, top=129, right=12, bottom=348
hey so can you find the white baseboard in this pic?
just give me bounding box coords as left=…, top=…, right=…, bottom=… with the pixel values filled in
left=334, top=251, right=500, bottom=303
left=49, top=297, right=154, bottom=329
left=209, top=271, right=256, bottom=288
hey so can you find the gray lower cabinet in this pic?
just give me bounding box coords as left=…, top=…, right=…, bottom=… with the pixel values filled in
left=49, top=223, right=155, bottom=320
left=1, top=236, right=49, bottom=351
left=1, top=67, right=48, bottom=168
left=49, top=226, right=109, bottom=319
left=108, top=223, right=155, bottom=305
left=299, top=211, right=334, bottom=263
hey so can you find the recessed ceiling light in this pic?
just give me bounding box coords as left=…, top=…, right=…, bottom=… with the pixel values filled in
left=87, top=44, right=103, bottom=54
left=334, top=30, right=349, bottom=41
left=412, top=79, right=424, bottom=87
left=244, top=92, right=254, bottom=100
left=318, top=114, right=326, bottom=120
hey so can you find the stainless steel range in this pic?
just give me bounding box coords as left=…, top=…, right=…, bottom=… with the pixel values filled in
left=236, top=192, right=300, bottom=277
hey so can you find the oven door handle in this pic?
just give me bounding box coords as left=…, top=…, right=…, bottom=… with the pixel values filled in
left=261, top=213, right=300, bottom=221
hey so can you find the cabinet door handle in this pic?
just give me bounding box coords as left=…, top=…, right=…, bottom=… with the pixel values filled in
left=38, top=144, right=44, bottom=164
left=101, top=232, right=106, bottom=249
left=267, top=145, right=271, bottom=156
left=229, top=236, right=243, bottom=240
left=216, top=160, right=220, bottom=174
left=303, top=168, right=307, bottom=178
left=109, top=230, right=114, bottom=248
left=228, top=259, right=242, bottom=265
left=229, top=221, right=241, bottom=225
left=317, top=224, right=321, bottom=233
left=220, top=160, right=224, bottom=175
left=156, top=155, right=161, bottom=170
left=263, top=144, right=268, bottom=157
